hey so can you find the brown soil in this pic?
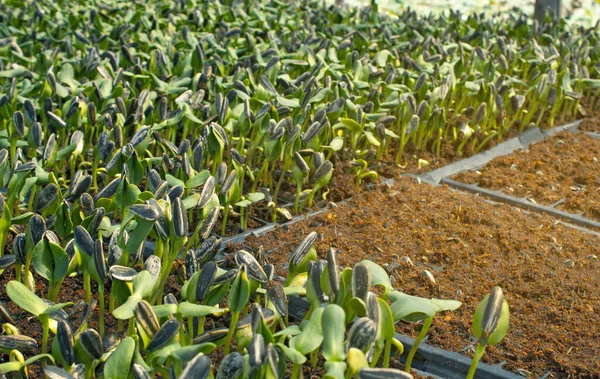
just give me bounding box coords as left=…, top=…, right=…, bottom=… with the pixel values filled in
left=239, top=177, right=600, bottom=378
left=454, top=131, right=600, bottom=222
left=579, top=113, right=600, bottom=133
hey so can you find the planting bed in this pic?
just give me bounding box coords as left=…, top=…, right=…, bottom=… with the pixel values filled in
left=453, top=130, right=600, bottom=222
left=3, top=0, right=600, bottom=376
left=239, top=176, right=600, bottom=378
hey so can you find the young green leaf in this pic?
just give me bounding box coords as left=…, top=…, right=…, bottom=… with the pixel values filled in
left=321, top=304, right=346, bottom=362
left=6, top=281, right=47, bottom=316
left=104, top=337, right=135, bottom=379
left=389, top=291, right=461, bottom=322
left=113, top=271, right=155, bottom=319
left=32, top=239, right=69, bottom=283
left=290, top=307, right=324, bottom=355
left=228, top=267, right=250, bottom=313
left=276, top=343, right=307, bottom=365
left=177, top=302, right=226, bottom=317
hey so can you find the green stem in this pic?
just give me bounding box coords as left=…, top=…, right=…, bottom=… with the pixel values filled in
left=223, top=311, right=240, bottom=356
left=83, top=271, right=91, bottom=303
left=306, top=187, right=317, bottom=208
left=109, top=291, right=115, bottom=313
left=383, top=339, right=392, bottom=368
left=474, top=132, right=498, bottom=153
left=294, top=183, right=302, bottom=214
left=456, top=134, right=472, bottom=156
left=173, top=359, right=184, bottom=378
left=70, top=157, right=77, bottom=180
left=221, top=205, right=229, bottom=235
left=466, top=343, right=487, bottom=379
left=176, top=314, right=188, bottom=345
left=98, top=284, right=105, bottom=337
left=197, top=315, right=205, bottom=335
left=152, top=237, right=184, bottom=304
left=271, top=205, right=277, bottom=224
left=41, top=316, right=49, bottom=356
left=27, top=185, right=37, bottom=212
left=396, top=122, right=410, bottom=164
left=127, top=318, right=135, bottom=336
left=47, top=282, right=57, bottom=303
left=310, top=348, right=319, bottom=368
left=15, top=264, right=22, bottom=284
left=23, top=250, right=34, bottom=291
left=85, top=361, right=95, bottom=379
left=9, top=136, right=16, bottom=169
left=251, top=160, right=268, bottom=193
left=370, top=344, right=383, bottom=368
left=292, top=363, right=302, bottom=379
left=272, top=161, right=290, bottom=206
left=154, top=239, right=164, bottom=261
left=404, top=316, right=433, bottom=372
left=435, top=127, right=443, bottom=158
left=92, top=160, right=98, bottom=191
left=188, top=316, right=195, bottom=340
left=239, top=164, right=246, bottom=195
left=240, top=206, right=246, bottom=230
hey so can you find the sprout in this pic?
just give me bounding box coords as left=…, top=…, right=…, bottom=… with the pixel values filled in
left=468, top=287, right=510, bottom=379
left=347, top=317, right=377, bottom=354
left=475, top=102, right=487, bottom=124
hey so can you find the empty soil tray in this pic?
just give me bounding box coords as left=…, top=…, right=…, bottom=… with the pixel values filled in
left=454, top=131, right=600, bottom=223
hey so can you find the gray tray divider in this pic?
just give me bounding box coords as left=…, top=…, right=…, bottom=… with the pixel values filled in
left=440, top=177, right=600, bottom=230
left=542, top=120, right=583, bottom=137
left=584, top=131, right=600, bottom=140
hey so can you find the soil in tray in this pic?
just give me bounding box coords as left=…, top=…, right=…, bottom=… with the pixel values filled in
left=579, top=112, right=600, bottom=133
left=238, top=177, right=600, bottom=378
left=453, top=131, right=600, bottom=222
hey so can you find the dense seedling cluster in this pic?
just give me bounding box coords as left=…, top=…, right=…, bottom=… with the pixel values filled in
left=15, top=0, right=600, bottom=376
left=1, top=0, right=599, bottom=226
left=0, top=223, right=509, bottom=378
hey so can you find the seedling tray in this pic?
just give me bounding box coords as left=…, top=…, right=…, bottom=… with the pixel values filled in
left=428, top=119, right=600, bottom=233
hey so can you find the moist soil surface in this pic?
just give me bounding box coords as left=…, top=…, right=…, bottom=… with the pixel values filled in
left=239, top=177, right=600, bottom=378
left=579, top=113, right=600, bottom=133
left=454, top=131, right=600, bottom=222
